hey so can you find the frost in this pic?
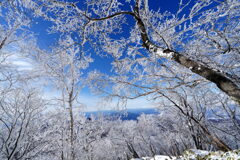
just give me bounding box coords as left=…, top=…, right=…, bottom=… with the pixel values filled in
left=155, top=48, right=173, bottom=59
left=149, top=44, right=173, bottom=59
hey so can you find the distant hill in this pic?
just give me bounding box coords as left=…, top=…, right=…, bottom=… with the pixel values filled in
left=85, top=108, right=159, bottom=121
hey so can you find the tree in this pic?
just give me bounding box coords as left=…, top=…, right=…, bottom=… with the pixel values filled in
left=158, top=89, right=231, bottom=151
left=0, top=0, right=31, bottom=50
left=0, top=3, right=50, bottom=159
left=207, top=97, right=240, bottom=149
left=36, top=36, right=93, bottom=160
left=1, top=0, right=239, bottom=158
left=16, top=0, right=240, bottom=104
left=0, top=87, right=46, bottom=160
left=0, top=0, right=36, bottom=84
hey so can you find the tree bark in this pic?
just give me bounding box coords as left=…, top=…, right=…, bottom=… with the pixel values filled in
left=171, top=52, right=240, bottom=104
left=133, top=0, right=240, bottom=104
left=68, top=89, right=75, bottom=160
left=0, top=36, right=7, bottom=50
left=126, top=142, right=140, bottom=158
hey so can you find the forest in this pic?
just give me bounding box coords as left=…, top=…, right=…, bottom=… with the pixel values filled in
left=0, top=0, right=240, bottom=159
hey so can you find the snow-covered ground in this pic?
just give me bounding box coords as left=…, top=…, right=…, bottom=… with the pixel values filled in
left=131, top=149, right=240, bottom=160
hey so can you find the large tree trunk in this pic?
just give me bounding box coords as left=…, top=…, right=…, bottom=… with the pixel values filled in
left=172, top=52, right=240, bottom=103
left=133, top=0, right=240, bottom=104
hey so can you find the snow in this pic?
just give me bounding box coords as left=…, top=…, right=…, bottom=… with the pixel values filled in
left=149, top=44, right=173, bottom=59
left=155, top=48, right=173, bottom=59
left=131, top=149, right=240, bottom=160
left=131, top=155, right=175, bottom=160
left=154, top=155, right=175, bottom=160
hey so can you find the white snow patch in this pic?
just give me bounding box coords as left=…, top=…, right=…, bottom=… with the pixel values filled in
left=149, top=44, right=173, bottom=59
left=131, top=149, right=240, bottom=160
left=155, top=48, right=173, bottom=59
left=131, top=155, right=174, bottom=160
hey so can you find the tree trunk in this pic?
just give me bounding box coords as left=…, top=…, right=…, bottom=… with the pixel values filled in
left=68, top=90, right=75, bottom=160
left=133, top=2, right=240, bottom=104
left=126, top=142, right=140, bottom=158
left=172, top=52, right=240, bottom=104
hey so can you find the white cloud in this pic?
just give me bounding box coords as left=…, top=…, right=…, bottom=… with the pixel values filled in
left=6, top=54, right=34, bottom=71
left=10, top=59, right=34, bottom=71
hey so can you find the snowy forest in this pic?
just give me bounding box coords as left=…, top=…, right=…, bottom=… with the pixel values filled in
left=0, top=0, right=240, bottom=159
